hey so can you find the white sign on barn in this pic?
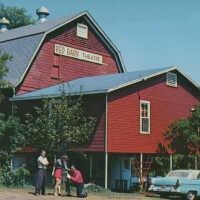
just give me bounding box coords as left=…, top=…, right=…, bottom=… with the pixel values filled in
left=55, top=44, right=103, bottom=65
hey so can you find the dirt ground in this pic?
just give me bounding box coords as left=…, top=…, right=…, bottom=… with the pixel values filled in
left=0, top=187, right=167, bottom=200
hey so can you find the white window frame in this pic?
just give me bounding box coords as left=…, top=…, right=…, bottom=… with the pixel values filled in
left=76, top=23, right=88, bottom=39
left=140, top=100, right=150, bottom=134
left=166, top=72, right=177, bottom=88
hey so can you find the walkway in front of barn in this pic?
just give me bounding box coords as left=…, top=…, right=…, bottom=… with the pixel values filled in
left=0, top=187, right=180, bottom=200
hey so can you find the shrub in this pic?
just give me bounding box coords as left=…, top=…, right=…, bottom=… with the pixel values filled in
left=0, top=164, right=30, bottom=187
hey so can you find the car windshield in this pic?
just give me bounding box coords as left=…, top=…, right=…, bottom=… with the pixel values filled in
left=167, top=171, right=189, bottom=178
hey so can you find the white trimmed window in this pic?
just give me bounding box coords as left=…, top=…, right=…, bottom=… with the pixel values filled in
left=77, top=23, right=88, bottom=39
left=166, top=72, right=177, bottom=87
left=140, top=100, right=150, bottom=134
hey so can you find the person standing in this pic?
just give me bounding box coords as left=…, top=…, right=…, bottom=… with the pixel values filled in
left=35, top=150, right=49, bottom=196
left=52, top=155, right=68, bottom=196
left=67, top=165, right=87, bottom=198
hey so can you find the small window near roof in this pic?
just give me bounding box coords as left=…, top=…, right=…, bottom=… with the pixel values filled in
left=166, top=72, right=177, bottom=87
left=77, top=23, right=88, bottom=39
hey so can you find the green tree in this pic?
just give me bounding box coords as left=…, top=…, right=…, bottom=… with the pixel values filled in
left=23, top=90, right=97, bottom=158
left=163, top=105, right=200, bottom=169
left=0, top=21, right=28, bottom=185
left=164, top=119, right=192, bottom=155
left=0, top=50, right=12, bottom=101
left=0, top=112, right=25, bottom=165
left=0, top=42, right=25, bottom=167
left=0, top=3, right=35, bottom=29
left=151, top=156, right=169, bottom=176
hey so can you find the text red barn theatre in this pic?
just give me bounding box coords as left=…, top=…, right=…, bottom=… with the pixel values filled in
left=55, top=44, right=103, bottom=65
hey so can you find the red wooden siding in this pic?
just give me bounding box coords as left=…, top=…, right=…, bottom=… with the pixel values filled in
left=51, top=65, right=60, bottom=80
left=107, top=73, right=200, bottom=154
left=72, top=95, right=105, bottom=152
left=16, top=19, right=119, bottom=95
left=53, top=20, right=109, bottom=54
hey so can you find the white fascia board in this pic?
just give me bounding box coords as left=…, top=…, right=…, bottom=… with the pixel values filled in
left=107, top=66, right=180, bottom=93
left=45, top=12, right=87, bottom=35
left=84, top=13, right=126, bottom=72
left=10, top=89, right=108, bottom=102
left=175, top=68, right=200, bottom=89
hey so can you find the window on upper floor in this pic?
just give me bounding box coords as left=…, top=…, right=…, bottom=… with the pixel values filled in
left=77, top=23, right=88, bottom=39
left=166, top=72, right=177, bottom=87
left=140, top=100, right=150, bottom=134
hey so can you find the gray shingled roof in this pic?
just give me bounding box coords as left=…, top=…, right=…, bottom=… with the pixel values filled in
left=0, top=12, right=81, bottom=42
left=0, top=34, right=44, bottom=86
left=11, top=66, right=182, bottom=101
left=0, top=11, right=125, bottom=87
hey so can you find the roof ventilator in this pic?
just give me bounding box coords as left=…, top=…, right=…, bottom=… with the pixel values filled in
left=0, top=17, right=10, bottom=32
left=36, top=6, right=50, bottom=23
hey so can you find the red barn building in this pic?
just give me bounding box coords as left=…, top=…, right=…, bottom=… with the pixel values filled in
left=1, top=7, right=200, bottom=190
left=0, top=8, right=125, bottom=96
left=12, top=67, right=200, bottom=189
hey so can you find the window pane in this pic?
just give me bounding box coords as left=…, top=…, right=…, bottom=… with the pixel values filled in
left=140, top=101, right=150, bottom=134
left=141, top=103, right=148, bottom=117
left=142, top=118, right=149, bottom=132
left=144, top=104, right=148, bottom=117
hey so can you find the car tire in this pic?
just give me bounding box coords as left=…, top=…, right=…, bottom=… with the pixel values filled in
left=186, top=192, right=196, bottom=200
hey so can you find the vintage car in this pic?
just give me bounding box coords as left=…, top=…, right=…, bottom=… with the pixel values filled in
left=148, top=170, right=200, bottom=200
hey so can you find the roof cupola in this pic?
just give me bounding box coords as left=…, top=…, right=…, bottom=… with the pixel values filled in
left=36, top=6, right=50, bottom=23
left=0, top=17, right=10, bottom=32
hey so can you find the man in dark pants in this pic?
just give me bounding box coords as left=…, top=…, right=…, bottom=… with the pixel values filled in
left=35, top=150, right=49, bottom=196
left=66, top=165, right=87, bottom=198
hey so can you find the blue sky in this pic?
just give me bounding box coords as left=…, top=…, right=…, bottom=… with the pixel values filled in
left=1, top=0, right=200, bottom=84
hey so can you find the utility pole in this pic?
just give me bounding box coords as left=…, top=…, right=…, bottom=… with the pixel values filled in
left=190, top=108, right=199, bottom=170
left=170, top=154, right=173, bottom=171
left=196, top=127, right=200, bottom=169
